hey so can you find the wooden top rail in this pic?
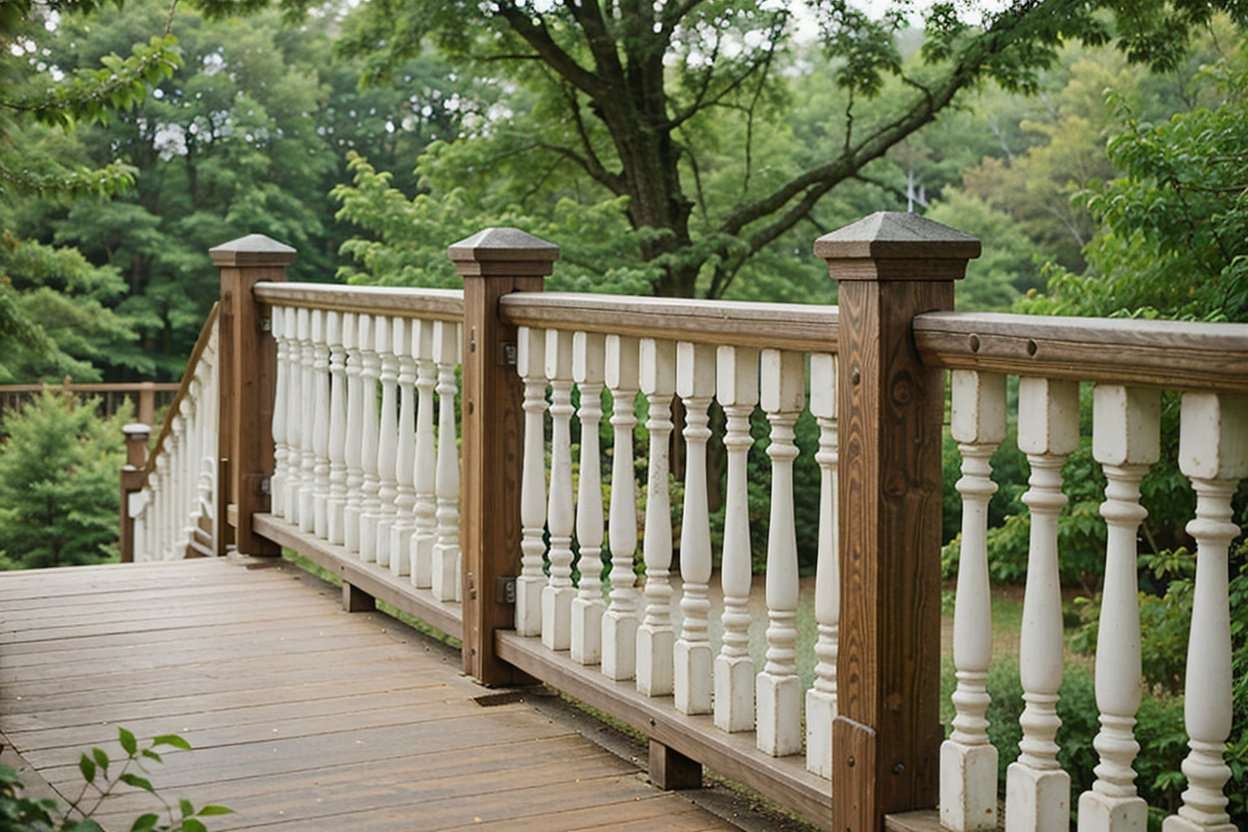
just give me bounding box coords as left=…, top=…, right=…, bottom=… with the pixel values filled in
left=498, top=292, right=839, bottom=353
left=142, top=303, right=220, bottom=479
left=0, top=381, right=180, bottom=393
left=253, top=282, right=465, bottom=321
left=914, top=311, right=1248, bottom=393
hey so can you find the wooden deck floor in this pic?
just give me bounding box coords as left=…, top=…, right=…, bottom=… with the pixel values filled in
left=0, top=558, right=741, bottom=831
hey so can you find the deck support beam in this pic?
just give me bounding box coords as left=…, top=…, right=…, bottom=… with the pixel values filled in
left=649, top=739, right=703, bottom=791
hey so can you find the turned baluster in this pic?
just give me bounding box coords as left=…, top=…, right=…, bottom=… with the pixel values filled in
left=601, top=335, right=640, bottom=680
left=543, top=328, right=576, bottom=649
left=430, top=320, right=462, bottom=603
left=297, top=307, right=317, bottom=532
left=389, top=318, right=416, bottom=576
left=1162, top=393, right=1247, bottom=832
left=270, top=308, right=289, bottom=517
left=514, top=326, right=547, bottom=636
left=757, top=348, right=804, bottom=757
left=941, top=370, right=1006, bottom=828
left=343, top=313, right=365, bottom=554
left=357, top=314, right=381, bottom=562
left=156, top=448, right=172, bottom=559
left=410, top=320, right=437, bottom=587
left=374, top=316, right=399, bottom=568
left=326, top=311, right=348, bottom=545
left=178, top=395, right=195, bottom=551
left=674, top=341, right=715, bottom=715
left=806, top=352, right=841, bottom=777
left=1078, top=385, right=1159, bottom=832
left=1006, top=377, right=1079, bottom=832
left=311, top=309, right=331, bottom=539
left=571, top=331, right=606, bottom=664
left=714, top=345, right=758, bottom=732
left=283, top=308, right=305, bottom=523
left=636, top=337, right=676, bottom=697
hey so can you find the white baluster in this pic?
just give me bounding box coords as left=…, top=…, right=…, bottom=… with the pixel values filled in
left=515, top=326, right=547, bottom=636
left=571, top=332, right=606, bottom=664
left=756, top=348, right=804, bottom=757
left=543, top=329, right=576, bottom=649
left=374, top=316, right=399, bottom=568
left=157, top=445, right=172, bottom=559
left=941, top=370, right=1007, bottom=827
left=1078, top=385, right=1159, bottom=832
left=357, top=314, right=381, bottom=562
left=271, top=306, right=289, bottom=517
left=714, top=345, right=758, bottom=732
left=180, top=383, right=200, bottom=549
left=389, top=318, right=416, bottom=576
left=674, top=341, right=715, bottom=715
left=326, top=312, right=348, bottom=545
left=410, top=320, right=437, bottom=587
left=636, top=337, right=676, bottom=697
left=284, top=307, right=304, bottom=522
left=343, top=313, right=365, bottom=554
left=1006, top=377, right=1080, bottom=832
left=601, top=335, right=640, bottom=680
left=1163, top=393, right=1247, bottom=832
left=297, top=307, right=316, bottom=532
left=312, top=309, right=331, bottom=539
left=430, top=320, right=462, bottom=603
left=806, top=353, right=841, bottom=777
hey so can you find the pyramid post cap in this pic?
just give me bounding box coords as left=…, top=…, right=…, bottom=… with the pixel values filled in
left=210, top=234, right=297, bottom=268
left=448, top=227, right=559, bottom=277
left=814, top=212, right=979, bottom=281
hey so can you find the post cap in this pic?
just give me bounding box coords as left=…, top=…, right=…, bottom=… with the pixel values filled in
left=210, top=234, right=297, bottom=268
left=448, top=227, right=559, bottom=277
left=813, top=211, right=979, bottom=281
left=123, top=422, right=152, bottom=438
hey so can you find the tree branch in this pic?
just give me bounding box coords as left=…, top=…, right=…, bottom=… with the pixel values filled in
left=495, top=3, right=608, bottom=99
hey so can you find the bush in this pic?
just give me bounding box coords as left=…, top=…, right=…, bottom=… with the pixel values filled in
left=0, top=391, right=128, bottom=569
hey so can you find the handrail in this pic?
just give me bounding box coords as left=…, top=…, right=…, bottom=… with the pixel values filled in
left=142, top=303, right=221, bottom=479
left=499, top=292, right=838, bottom=353
left=914, top=311, right=1248, bottom=392
left=0, top=381, right=179, bottom=393
left=253, top=282, right=464, bottom=321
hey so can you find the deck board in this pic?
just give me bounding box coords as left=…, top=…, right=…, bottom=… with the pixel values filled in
left=0, top=559, right=737, bottom=831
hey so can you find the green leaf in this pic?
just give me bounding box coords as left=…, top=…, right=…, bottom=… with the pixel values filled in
left=119, top=727, right=138, bottom=756
left=92, top=747, right=109, bottom=773
left=197, top=805, right=234, bottom=816
left=119, top=773, right=154, bottom=792
left=180, top=818, right=207, bottom=832
left=141, top=748, right=163, bottom=763
left=130, top=813, right=160, bottom=831
left=180, top=798, right=195, bottom=818
left=78, top=754, right=96, bottom=784
left=153, top=734, right=192, bottom=751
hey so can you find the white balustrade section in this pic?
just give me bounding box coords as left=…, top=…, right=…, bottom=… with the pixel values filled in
left=343, top=312, right=365, bottom=554
left=714, top=345, right=758, bottom=733
left=571, top=331, right=606, bottom=665
left=757, top=348, right=804, bottom=757
left=543, top=328, right=576, bottom=649
left=410, top=320, right=438, bottom=588
left=358, top=314, right=381, bottom=562
left=374, top=316, right=400, bottom=569
left=430, top=320, right=462, bottom=603
left=636, top=337, right=676, bottom=697
left=284, top=307, right=305, bottom=522
left=326, top=312, right=348, bottom=545
left=674, top=341, right=714, bottom=716
left=515, top=326, right=547, bottom=635
left=1165, top=393, right=1246, bottom=832
left=806, top=352, right=840, bottom=778
left=389, top=318, right=417, bottom=577
left=1007, top=377, right=1080, bottom=832
left=942, top=370, right=1006, bottom=830
left=601, top=334, right=640, bottom=681
left=271, top=306, right=289, bottom=516
left=297, top=307, right=316, bottom=532
left=312, top=310, right=331, bottom=539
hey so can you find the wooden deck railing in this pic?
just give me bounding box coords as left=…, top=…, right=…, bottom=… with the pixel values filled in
left=131, top=214, right=1247, bottom=832
left=0, top=380, right=178, bottom=423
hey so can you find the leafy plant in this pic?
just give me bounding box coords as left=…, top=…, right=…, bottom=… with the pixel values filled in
left=0, top=728, right=231, bottom=832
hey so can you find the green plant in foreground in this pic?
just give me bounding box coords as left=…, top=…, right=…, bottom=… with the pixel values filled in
left=0, top=728, right=231, bottom=832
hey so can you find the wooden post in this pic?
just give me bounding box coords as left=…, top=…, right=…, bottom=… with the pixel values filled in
left=814, top=212, right=979, bottom=831
left=137, top=381, right=156, bottom=426
left=119, top=422, right=151, bottom=563
left=450, top=227, right=556, bottom=686
left=211, top=234, right=296, bottom=557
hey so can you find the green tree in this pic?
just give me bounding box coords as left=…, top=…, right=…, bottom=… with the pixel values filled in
left=0, top=392, right=127, bottom=568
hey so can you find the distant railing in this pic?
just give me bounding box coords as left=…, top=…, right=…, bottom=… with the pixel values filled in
left=0, top=380, right=178, bottom=424
left=133, top=216, right=1247, bottom=832
left=121, top=305, right=221, bottom=562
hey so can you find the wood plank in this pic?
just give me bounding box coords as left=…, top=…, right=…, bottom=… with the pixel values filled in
left=444, top=797, right=734, bottom=832
left=885, top=809, right=943, bottom=832
left=500, top=292, right=838, bottom=354
left=913, top=310, right=1248, bottom=393
left=495, top=631, right=832, bottom=825
left=253, top=282, right=464, bottom=321
left=252, top=513, right=463, bottom=641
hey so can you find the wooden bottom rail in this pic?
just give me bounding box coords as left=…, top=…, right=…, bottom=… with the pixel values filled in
left=251, top=513, right=463, bottom=641
left=495, top=630, right=832, bottom=827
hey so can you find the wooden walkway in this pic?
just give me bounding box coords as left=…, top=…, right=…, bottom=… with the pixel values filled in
left=0, top=559, right=742, bottom=831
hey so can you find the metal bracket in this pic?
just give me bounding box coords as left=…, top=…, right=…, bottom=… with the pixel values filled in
left=502, top=343, right=517, bottom=366
left=496, top=576, right=516, bottom=605
left=258, top=475, right=272, bottom=496
left=260, top=316, right=272, bottom=333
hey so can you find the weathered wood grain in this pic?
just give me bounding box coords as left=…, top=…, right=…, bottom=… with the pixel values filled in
left=253, top=282, right=464, bottom=321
